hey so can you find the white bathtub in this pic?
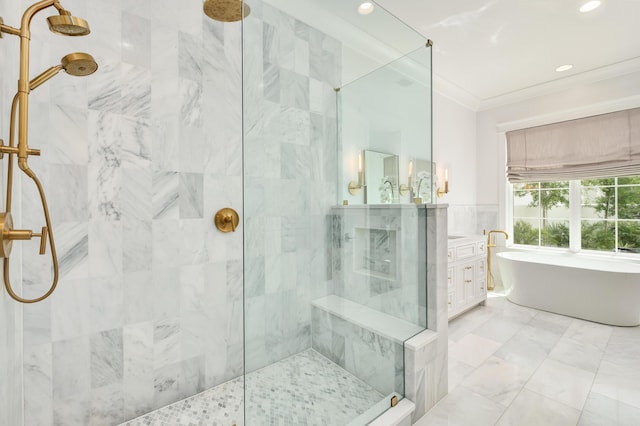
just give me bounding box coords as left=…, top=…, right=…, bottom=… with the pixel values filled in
left=497, top=251, right=640, bottom=326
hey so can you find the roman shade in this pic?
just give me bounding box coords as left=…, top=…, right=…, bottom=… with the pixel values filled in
left=506, top=107, right=640, bottom=182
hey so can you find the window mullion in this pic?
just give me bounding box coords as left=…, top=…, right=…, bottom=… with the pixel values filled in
left=569, top=180, right=581, bottom=252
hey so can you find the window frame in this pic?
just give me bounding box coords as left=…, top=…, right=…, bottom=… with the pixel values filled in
left=506, top=178, right=640, bottom=256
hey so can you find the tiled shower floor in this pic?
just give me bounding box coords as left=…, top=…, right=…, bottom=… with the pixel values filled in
left=120, top=349, right=384, bottom=426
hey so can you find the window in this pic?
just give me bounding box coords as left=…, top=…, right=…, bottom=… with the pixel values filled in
left=511, top=177, right=640, bottom=253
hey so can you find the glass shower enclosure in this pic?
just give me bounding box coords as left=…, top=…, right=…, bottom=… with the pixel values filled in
left=242, top=0, right=432, bottom=423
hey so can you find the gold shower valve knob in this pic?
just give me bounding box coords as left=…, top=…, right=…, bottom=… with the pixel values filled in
left=0, top=212, right=14, bottom=257
left=0, top=212, right=48, bottom=257
left=214, top=208, right=240, bottom=233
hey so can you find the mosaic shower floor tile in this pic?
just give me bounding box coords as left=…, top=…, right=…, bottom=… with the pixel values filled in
left=120, top=349, right=384, bottom=426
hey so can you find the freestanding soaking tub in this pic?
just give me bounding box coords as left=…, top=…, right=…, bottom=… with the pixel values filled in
left=497, top=251, right=640, bottom=326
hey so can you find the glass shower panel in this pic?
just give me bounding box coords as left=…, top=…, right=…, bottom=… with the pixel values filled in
left=243, top=0, right=431, bottom=424
left=340, top=45, right=433, bottom=205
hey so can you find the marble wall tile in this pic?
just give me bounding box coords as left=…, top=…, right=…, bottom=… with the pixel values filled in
left=121, top=116, right=152, bottom=169
left=12, top=2, right=245, bottom=422
left=179, top=173, right=203, bottom=218
left=122, top=12, right=152, bottom=68
left=89, top=220, right=123, bottom=278
left=51, top=278, right=90, bottom=342
left=52, top=335, right=91, bottom=401
left=91, top=329, right=124, bottom=389
left=152, top=171, right=179, bottom=219
left=24, top=343, right=53, bottom=426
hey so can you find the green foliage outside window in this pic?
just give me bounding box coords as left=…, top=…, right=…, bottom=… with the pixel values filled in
left=513, top=177, right=640, bottom=252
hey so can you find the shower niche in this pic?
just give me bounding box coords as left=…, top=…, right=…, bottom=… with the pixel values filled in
left=353, top=227, right=398, bottom=281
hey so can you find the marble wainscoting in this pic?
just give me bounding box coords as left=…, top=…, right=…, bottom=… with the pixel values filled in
left=447, top=204, right=499, bottom=236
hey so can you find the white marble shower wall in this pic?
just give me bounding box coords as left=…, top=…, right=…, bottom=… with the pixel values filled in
left=7, top=0, right=243, bottom=425
left=242, top=1, right=341, bottom=373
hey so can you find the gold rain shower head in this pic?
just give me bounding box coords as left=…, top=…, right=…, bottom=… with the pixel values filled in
left=203, top=0, right=250, bottom=22
left=46, top=11, right=90, bottom=36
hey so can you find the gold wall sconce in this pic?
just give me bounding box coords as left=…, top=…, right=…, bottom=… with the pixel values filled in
left=348, top=152, right=364, bottom=195
left=0, top=0, right=96, bottom=304
left=437, top=168, right=449, bottom=198
left=399, top=160, right=411, bottom=197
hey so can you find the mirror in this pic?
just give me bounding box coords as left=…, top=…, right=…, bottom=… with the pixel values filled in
left=364, top=150, right=399, bottom=204
left=411, top=159, right=434, bottom=203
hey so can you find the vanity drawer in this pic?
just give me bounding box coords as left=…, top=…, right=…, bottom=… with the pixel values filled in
left=455, top=242, right=477, bottom=260
left=447, top=266, right=454, bottom=291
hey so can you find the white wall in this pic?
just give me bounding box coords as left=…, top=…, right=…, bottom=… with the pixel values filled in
left=432, top=91, right=478, bottom=234
left=476, top=70, right=640, bottom=230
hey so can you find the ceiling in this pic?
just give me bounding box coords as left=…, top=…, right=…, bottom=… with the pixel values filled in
left=375, top=0, right=640, bottom=110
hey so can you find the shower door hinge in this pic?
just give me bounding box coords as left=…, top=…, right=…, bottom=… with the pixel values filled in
left=390, top=395, right=398, bottom=407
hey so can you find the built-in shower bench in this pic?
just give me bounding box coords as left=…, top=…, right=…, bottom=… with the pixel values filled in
left=311, top=295, right=425, bottom=344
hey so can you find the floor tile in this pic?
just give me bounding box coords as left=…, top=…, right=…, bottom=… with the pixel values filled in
left=414, top=386, right=504, bottom=426
left=449, top=334, right=501, bottom=368
left=496, top=388, right=581, bottom=426
left=493, top=324, right=561, bottom=371
left=549, top=337, right=604, bottom=373
left=472, top=317, right=526, bottom=343
left=591, top=360, right=640, bottom=409
left=121, top=349, right=383, bottom=426
left=563, top=319, right=613, bottom=351
left=578, top=392, right=640, bottom=426
left=461, top=356, right=533, bottom=407
left=448, top=358, right=475, bottom=392
left=528, top=310, right=574, bottom=335
left=525, top=358, right=595, bottom=410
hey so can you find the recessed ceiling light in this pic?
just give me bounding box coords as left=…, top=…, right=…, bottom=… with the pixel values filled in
left=555, top=64, right=573, bottom=72
left=358, top=2, right=375, bottom=15
left=579, top=1, right=601, bottom=13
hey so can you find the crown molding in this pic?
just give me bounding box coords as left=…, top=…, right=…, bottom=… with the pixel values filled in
left=477, top=56, right=640, bottom=112
left=432, top=74, right=481, bottom=111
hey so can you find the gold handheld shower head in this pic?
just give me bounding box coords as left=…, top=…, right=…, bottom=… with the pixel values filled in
left=61, top=52, right=98, bottom=76
left=29, top=52, right=98, bottom=90
left=203, top=0, right=250, bottom=22
left=47, top=11, right=90, bottom=36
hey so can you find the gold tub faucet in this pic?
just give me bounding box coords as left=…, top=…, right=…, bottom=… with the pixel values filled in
left=485, top=229, right=509, bottom=291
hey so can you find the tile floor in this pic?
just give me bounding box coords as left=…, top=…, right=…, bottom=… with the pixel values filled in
left=415, top=292, right=640, bottom=426
left=120, top=349, right=384, bottom=426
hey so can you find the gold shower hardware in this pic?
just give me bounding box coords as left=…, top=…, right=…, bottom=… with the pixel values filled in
left=486, top=230, right=508, bottom=291
left=348, top=152, right=364, bottom=195
left=47, top=12, right=89, bottom=36
left=203, top=0, right=250, bottom=22
left=0, top=212, right=47, bottom=257
left=215, top=208, right=240, bottom=233
left=390, top=395, right=398, bottom=407
left=437, top=168, right=449, bottom=198
left=0, top=0, right=94, bottom=304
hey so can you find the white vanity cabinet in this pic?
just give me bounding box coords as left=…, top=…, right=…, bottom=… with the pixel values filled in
left=447, top=236, right=487, bottom=319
